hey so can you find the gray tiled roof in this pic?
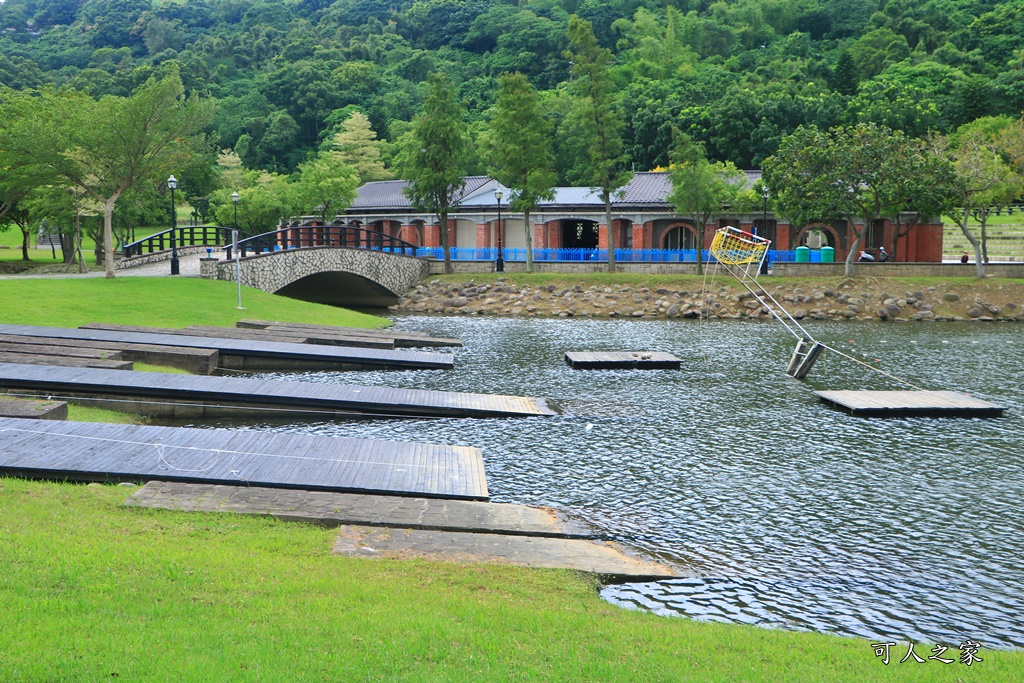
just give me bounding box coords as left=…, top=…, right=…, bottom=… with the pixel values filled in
left=351, top=176, right=492, bottom=210
left=349, top=171, right=760, bottom=211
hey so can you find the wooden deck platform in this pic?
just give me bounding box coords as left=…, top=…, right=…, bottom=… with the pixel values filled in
left=0, top=324, right=453, bottom=371
left=237, top=319, right=463, bottom=348
left=0, top=363, right=555, bottom=419
left=0, top=417, right=488, bottom=499
left=565, top=351, right=682, bottom=369
left=815, top=390, right=1005, bottom=417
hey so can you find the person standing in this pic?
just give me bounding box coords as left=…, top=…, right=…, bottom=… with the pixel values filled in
left=961, top=250, right=969, bottom=264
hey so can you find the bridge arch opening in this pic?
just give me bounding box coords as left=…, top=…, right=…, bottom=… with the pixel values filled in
left=275, top=271, right=400, bottom=308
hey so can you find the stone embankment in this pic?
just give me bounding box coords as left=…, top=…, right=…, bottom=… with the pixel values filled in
left=393, top=278, right=1024, bottom=322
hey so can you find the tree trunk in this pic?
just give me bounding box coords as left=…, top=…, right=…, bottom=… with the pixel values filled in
left=958, top=208, right=985, bottom=277
left=60, top=232, right=75, bottom=264
left=103, top=194, right=119, bottom=278
left=20, top=225, right=30, bottom=261
left=844, top=218, right=863, bottom=277
left=695, top=220, right=705, bottom=276
left=845, top=236, right=859, bottom=276
left=980, top=214, right=990, bottom=264
left=439, top=208, right=452, bottom=274
left=524, top=207, right=534, bottom=273
left=604, top=190, right=616, bottom=273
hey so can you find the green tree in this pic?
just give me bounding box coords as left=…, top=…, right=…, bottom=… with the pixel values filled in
left=934, top=129, right=1023, bottom=277
left=212, top=173, right=295, bottom=235
left=762, top=123, right=913, bottom=276
left=1, top=71, right=214, bottom=277
left=666, top=130, right=743, bottom=276
left=486, top=72, right=556, bottom=273
left=564, top=14, right=631, bottom=272
left=879, top=136, right=957, bottom=259
left=330, top=111, right=392, bottom=183
left=292, top=153, right=360, bottom=224
left=830, top=50, right=858, bottom=95
left=401, top=71, right=471, bottom=274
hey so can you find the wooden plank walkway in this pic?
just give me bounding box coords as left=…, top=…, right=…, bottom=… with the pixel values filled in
left=237, top=319, right=463, bottom=348
left=815, top=390, right=1005, bottom=417
left=0, top=334, right=219, bottom=374
left=0, top=417, right=488, bottom=499
left=0, top=324, right=453, bottom=371
left=83, top=323, right=394, bottom=350
left=565, top=351, right=682, bottom=369
left=0, top=363, right=555, bottom=419
left=0, top=397, right=67, bottom=420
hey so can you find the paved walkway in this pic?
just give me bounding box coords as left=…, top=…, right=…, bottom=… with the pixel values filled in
left=125, top=481, right=676, bottom=580
left=0, top=251, right=208, bottom=280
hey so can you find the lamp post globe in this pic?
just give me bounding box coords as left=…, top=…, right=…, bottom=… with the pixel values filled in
left=495, top=189, right=504, bottom=273
left=168, top=175, right=179, bottom=275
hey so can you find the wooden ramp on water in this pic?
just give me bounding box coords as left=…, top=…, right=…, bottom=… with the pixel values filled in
left=816, top=390, right=1005, bottom=418
left=0, top=417, right=488, bottom=499
left=565, top=351, right=681, bottom=370
left=0, top=363, right=555, bottom=419
left=0, top=324, right=453, bottom=371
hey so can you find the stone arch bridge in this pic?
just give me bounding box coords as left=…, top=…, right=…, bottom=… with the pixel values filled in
left=210, top=245, right=428, bottom=308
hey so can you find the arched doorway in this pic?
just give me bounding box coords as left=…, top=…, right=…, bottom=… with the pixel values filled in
left=560, top=219, right=599, bottom=249
left=803, top=228, right=831, bottom=248
left=663, top=224, right=698, bottom=251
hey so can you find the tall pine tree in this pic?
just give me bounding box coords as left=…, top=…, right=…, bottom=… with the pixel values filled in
left=402, top=72, right=470, bottom=274
left=564, top=15, right=631, bottom=272
left=487, top=72, right=556, bottom=273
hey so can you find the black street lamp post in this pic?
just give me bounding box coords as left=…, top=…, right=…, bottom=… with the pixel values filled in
left=495, top=189, right=504, bottom=273
left=168, top=174, right=179, bottom=275
left=232, top=190, right=239, bottom=234
left=760, top=185, right=769, bottom=275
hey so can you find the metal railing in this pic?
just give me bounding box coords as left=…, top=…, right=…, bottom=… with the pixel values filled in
left=121, top=225, right=235, bottom=258
left=413, top=247, right=710, bottom=262
left=229, top=224, right=418, bottom=259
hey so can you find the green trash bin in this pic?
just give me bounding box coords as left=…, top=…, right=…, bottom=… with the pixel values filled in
left=820, top=246, right=834, bottom=263
left=795, top=246, right=810, bottom=263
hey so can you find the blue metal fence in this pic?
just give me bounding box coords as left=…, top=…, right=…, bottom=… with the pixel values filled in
left=412, top=247, right=827, bottom=263
left=414, top=247, right=708, bottom=262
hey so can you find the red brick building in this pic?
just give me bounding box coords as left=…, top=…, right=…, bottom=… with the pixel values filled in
left=337, top=172, right=943, bottom=262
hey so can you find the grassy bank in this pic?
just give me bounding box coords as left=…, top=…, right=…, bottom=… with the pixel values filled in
left=1, top=479, right=1019, bottom=682
left=0, top=277, right=387, bottom=329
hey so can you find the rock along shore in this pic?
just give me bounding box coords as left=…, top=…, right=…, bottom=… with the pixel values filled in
left=393, top=277, right=1024, bottom=323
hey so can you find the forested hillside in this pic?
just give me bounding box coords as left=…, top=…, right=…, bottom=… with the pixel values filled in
left=2, top=0, right=1022, bottom=181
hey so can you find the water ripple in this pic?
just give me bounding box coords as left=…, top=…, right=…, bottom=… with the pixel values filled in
left=240, top=316, right=1023, bottom=648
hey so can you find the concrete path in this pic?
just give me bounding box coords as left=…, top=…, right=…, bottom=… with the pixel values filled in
left=333, top=526, right=676, bottom=581
left=125, top=481, right=676, bottom=580
left=0, top=251, right=207, bottom=280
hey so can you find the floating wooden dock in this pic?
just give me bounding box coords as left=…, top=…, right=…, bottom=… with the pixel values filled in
left=0, top=417, right=488, bottom=499
left=0, top=363, right=555, bottom=419
left=0, top=324, right=453, bottom=372
left=565, top=351, right=681, bottom=370
left=236, top=319, right=464, bottom=348
left=815, top=390, right=1005, bottom=418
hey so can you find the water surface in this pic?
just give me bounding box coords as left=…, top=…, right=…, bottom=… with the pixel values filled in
left=247, top=315, right=1023, bottom=648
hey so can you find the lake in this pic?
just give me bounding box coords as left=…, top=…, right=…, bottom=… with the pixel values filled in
left=237, top=315, right=1023, bottom=649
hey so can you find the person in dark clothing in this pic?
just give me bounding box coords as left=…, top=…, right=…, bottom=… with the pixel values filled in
left=961, top=251, right=969, bottom=264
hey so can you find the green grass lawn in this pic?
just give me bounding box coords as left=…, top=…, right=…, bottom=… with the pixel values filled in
left=1, top=478, right=1018, bottom=682
left=0, top=277, right=387, bottom=329
left=3, top=272, right=1021, bottom=679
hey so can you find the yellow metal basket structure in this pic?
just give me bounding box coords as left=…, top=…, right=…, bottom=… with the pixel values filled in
left=710, top=226, right=770, bottom=265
